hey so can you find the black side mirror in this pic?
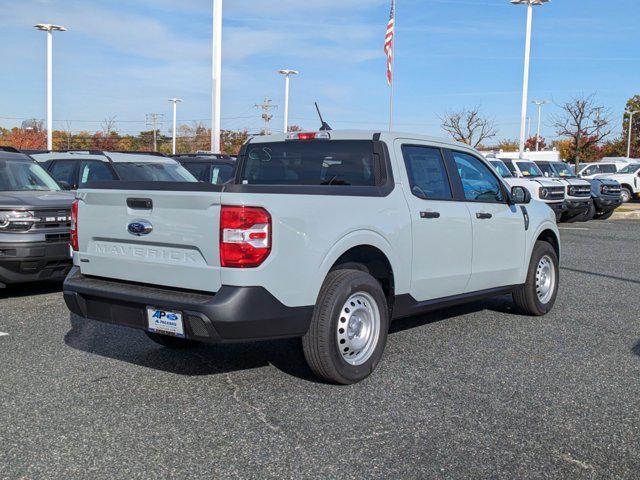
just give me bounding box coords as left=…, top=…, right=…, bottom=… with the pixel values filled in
left=57, top=181, right=72, bottom=190
left=511, top=185, right=531, bottom=204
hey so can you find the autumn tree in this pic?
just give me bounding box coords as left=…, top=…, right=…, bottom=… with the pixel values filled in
left=553, top=94, right=611, bottom=169
left=622, top=95, right=640, bottom=158
left=440, top=106, right=497, bottom=148
left=525, top=136, right=546, bottom=151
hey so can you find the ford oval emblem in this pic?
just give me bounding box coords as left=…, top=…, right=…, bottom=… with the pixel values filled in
left=128, top=220, right=153, bottom=236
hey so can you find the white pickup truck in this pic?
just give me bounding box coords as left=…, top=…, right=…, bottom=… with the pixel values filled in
left=63, top=131, right=560, bottom=384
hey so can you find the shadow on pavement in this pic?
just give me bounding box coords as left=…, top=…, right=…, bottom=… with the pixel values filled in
left=632, top=341, right=640, bottom=357
left=64, top=314, right=321, bottom=382
left=561, top=267, right=640, bottom=286
left=0, top=281, right=62, bottom=299
left=64, top=295, right=518, bottom=382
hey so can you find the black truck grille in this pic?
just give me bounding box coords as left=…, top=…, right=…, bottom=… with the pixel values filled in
left=568, top=185, right=591, bottom=198
left=547, top=186, right=565, bottom=201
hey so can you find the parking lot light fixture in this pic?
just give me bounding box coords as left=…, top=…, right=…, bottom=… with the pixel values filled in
left=34, top=23, right=67, bottom=151
left=626, top=110, right=639, bottom=158
left=511, top=0, right=550, bottom=158
left=278, top=69, right=299, bottom=133
left=532, top=100, right=548, bottom=151
left=169, top=98, right=182, bottom=155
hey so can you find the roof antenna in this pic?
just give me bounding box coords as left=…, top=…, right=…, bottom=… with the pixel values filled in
left=315, top=102, right=332, bottom=131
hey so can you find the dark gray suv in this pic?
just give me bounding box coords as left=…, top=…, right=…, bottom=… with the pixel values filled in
left=0, top=148, right=74, bottom=287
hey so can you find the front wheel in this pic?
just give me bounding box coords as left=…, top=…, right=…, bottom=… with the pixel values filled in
left=512, top=241, right=559, bottom=316
left=620, top=188, right=632, bottom=203
left=302, top=269, right=389, bottom=385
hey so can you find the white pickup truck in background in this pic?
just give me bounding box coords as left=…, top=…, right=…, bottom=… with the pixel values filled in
left=63, top=131, right=560, bottom=384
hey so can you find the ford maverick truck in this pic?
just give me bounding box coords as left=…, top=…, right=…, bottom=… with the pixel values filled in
left=63, top=131, right=561, bottom=384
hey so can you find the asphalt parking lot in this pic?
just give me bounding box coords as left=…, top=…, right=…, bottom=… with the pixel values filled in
left=1, top=220, right=639, bottom=479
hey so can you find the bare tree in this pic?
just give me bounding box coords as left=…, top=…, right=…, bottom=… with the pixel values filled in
left=440, top=107, right=498, bottom=148
left=101, top=116, right=118, bottom=136
left=553, top=94, right=611, bottom=168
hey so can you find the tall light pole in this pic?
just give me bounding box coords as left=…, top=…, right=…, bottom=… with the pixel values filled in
left=626, top=110, right=639, bottom=158
left=211, top=0, right=223, bottom=153
left=278, top=69, right=299, bottom=133
left=168, top=98, right=182, bottom=155
left=34, top=23, right=67, bottom=151
left=511, top=0, right=549, bottom=158
left=532, top=99, right=548, bottom=151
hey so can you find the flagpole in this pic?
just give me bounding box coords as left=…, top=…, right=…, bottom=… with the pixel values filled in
left=389, top=2, right=395, bottom=132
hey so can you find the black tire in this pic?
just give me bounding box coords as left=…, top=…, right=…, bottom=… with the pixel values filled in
left=594, top=209, right=614, bottom=220
left=576, top=201, right=596, bottom=222
left=512, top=241, right=559, bottom=316
left=620, top=188, right=632, bottom=203
left=145, top=331, right=200, bottom=349
left=302, top=269, right=389, bottom=385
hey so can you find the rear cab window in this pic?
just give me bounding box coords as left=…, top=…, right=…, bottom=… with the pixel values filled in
left=240, top=141, right=379, bottom=186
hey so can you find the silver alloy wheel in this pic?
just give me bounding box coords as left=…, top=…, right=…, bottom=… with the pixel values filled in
left=621, top=189, right=631, bottom=203
left=535, top=255, right=556, bottom=304
left=336, top=292, right=381, bottom=366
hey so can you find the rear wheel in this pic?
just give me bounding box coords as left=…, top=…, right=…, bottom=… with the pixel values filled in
left=620, top=188, right=632, bottom=203
left=513, top=241, right=559, bottom=316
left=302, top=269, right=389, bottom=384
left=145, top=331, right=200, bottom=349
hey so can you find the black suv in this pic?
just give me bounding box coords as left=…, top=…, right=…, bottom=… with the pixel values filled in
left=173, top=153, right=236, bottom=184
left=0, top=148, right=74, bottom=287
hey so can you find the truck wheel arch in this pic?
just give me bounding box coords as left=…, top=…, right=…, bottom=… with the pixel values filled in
left=316, top=233, right=402, bottom=310
left=536, top=228, right=560, bottom=260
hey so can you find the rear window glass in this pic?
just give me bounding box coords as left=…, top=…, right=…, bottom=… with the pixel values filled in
left=113, top=163, right=197, bottom=182
left=240, top=141, right=378, bottom=186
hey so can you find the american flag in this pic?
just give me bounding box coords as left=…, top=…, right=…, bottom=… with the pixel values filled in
left=384, top=0, right=396, bottom=86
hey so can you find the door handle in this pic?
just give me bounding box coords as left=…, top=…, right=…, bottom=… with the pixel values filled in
left=476, top=212, right=493, bottom=220
left=420, top=211, right=440, bottom=219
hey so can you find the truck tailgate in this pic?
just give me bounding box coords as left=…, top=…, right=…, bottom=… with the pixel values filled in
left=76, top=188, right=222, bottom=292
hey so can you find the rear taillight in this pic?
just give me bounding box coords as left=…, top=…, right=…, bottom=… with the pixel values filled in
left=220, top=206, right=271, bottom=268
left=70, top=200, right=79, bottom=251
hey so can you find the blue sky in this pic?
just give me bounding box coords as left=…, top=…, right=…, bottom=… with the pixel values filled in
left=1, top=0, right=638, bottom=142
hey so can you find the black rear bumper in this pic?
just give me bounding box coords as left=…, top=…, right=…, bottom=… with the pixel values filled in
left=63, top=267, right=313, bottom=343
left=0, top=240, right=72, bottom=286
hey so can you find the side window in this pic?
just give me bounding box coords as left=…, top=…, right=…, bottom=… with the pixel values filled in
left=600, top=164, right=617, bottom=174
left=49, top=161, right=78, bottom=189
left=451, top=151, right=504, bottom=203
left=401, top=145, right=452, bottom=200
left=79, top=161, right=116, bottom=186
left=182, top=162, right=210, bottom=182
left=583, top=165, right=598, bottom=176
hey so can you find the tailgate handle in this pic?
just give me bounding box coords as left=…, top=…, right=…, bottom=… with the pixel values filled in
left=127, top=198, right=153, bottom=210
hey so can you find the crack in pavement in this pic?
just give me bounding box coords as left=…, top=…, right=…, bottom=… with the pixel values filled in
left=225, top=373, right=282, bottom=434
